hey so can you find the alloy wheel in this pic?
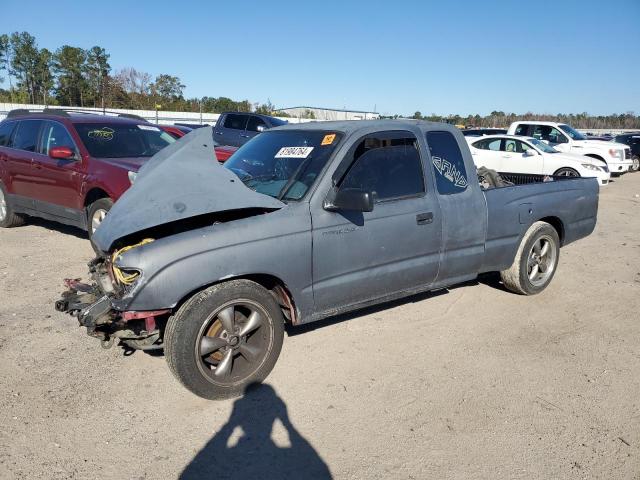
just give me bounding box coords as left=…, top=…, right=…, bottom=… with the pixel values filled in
left=0, top=188, right=6, bottom=222
left=527, top=234, right=557, bottom=287
left=91, top=208, right=108, bottom=233
left=195, top=300, right=272, bottom=384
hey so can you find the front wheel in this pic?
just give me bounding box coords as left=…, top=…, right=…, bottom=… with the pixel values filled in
left=554, top=167, right=580, bottom=177
left=500, top=221, right=560, bottom=295
left=631, top=155, right=639, bottom=172
left=164, top=280, right=285, bottom=400
left=87, top=198, right=113, bottom=252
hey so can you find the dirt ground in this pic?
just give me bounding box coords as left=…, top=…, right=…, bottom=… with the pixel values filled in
left=1, top=174, right=639, bottom=480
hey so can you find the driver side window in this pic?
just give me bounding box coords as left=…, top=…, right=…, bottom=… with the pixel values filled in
left=340, top=133, right=424, bottom=202
left=39, top=121, right=77, bottom=156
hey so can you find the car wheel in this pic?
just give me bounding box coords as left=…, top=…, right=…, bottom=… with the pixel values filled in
left=87, top=198, right=113, bottom=251
left=631, top=155, right=639, bottom=172
left=500, top=221, right=560, bottom=295
left=0, top=182, right=25, bottom=228
left=164, top=280, right=285, bottom=400
left=553, top=167, right=580, bottom=177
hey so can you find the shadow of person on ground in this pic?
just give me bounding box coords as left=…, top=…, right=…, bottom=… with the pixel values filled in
left=180, top=383, right=332, bottom=480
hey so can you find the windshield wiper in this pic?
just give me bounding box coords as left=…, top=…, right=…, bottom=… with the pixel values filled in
left=277, top=156, right=312, bottom=200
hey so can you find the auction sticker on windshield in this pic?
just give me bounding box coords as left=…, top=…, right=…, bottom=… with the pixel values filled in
left=275, top=146, right=314, bottom=158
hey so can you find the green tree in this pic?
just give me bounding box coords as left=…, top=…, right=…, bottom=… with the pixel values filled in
left=85, top=46, right=110, bottom=108
left=9, top=32, right=41, bottom=103
left=53, top=45, right=87, bottom=106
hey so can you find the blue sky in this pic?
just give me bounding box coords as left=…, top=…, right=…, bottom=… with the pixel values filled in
left=3, top=0, right=639, bottom=116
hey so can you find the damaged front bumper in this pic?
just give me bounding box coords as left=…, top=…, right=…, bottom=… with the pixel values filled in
left=55, top=275, right=170, bottom=351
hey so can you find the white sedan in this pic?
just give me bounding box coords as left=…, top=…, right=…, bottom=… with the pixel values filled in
left=467, top=135, right=610, bottom=186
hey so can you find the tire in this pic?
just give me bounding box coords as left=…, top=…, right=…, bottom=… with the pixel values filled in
left=500, top=221, right=560, bottom=295
left=164, top=280, right=285, bottom=400
left=87, top=198, right=113, bottom=251
left=631, top=155, right=639, bottom=172
left=553, top=167, right=580, bottom=177
left=0, top=182, right=25, bottom=228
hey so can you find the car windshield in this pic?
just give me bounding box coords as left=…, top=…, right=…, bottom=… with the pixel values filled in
left=529, top=138, right=559, bottom=153
left=223, top=130, right=343, bottom=201
left=559, top=124, right=586, bottom=141
left=74, top=123, right=175, bottom=158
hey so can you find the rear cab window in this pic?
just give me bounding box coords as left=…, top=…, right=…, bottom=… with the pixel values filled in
left=514, top=124, right=530, bottom=136
left=73, top=122, right=175, bottom=158
left=427, top=131, right=469, bottom=195
left=223, top=114, right=249, bottom=130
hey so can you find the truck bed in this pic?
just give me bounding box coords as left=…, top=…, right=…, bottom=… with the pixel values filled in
left=480, top=177, right=599, bottom=273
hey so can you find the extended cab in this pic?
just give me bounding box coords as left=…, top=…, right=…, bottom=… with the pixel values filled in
left=0, top=109, right=175, bottom=245
left=56, top=121, right=599, bottom=400
left=507, top=121, right=633, bottom=175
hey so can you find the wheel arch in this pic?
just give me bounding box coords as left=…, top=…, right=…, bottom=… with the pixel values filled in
left=173, top=274, right=299, bottom=326
left=84, top=187, right=111, bottom=208
left=538, top=216, right=565, bottom=246
left=584, top=153, right=606, bottom=163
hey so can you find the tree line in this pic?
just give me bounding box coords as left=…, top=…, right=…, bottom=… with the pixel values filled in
left=406, top=111, right=640, bottom=130
left=0, top=31, right=637, bottom=128
left=0, top=31, right=277, bottom=114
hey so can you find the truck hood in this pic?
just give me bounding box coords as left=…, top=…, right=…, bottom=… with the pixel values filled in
left=573, top=139, right=627, bottom=150
left=92, top=126, right=285, bottom=252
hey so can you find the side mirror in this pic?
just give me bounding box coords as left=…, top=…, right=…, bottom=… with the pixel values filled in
left=256, top=125, right=266, bottom=133
left=49, top=146, right=75, bottom=160
left=324, top=187, right=374, bottom=212
left=523, top=149, right=537, bottom=157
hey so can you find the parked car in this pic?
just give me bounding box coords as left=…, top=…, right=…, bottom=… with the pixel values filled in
left=56, top=121, right=599, bottom=400
left=507, top=121, right=633, bottom=175
left=467, top=135, right=610, bottom=185
left=160, top=124, right=192, bottom=139
left=611, top=133, right=640, bottom=171
left=461, top=128, right=507, bottom=137
left=213, top=112, right=288, bottom=147
left=0, top=109, right=175, bottom=245
left=214, top=145, right=238, bottom=162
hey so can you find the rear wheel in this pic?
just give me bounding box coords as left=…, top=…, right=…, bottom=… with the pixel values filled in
left=554, top=167, right=580, bottom=177
left=0, top=183, right=25, bottom=228
left=164, top=280, right=285, bottom=400
left=500, top=221, right=560, bottom=295
left=87, top=198, right=113, bottom=251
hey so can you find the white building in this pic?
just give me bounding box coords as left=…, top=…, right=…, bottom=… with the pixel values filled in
left=276, top=106, right=379, bottom=121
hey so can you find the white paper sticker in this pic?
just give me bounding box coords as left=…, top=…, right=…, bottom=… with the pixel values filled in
left=137, top=125, right=161, bottom=132
left=275, top=146, right=314, bottom=159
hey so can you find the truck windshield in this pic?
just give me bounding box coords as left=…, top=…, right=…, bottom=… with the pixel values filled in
left=529, top=138, right=559, bottom=153
left=559, top=124, right=586, bottom=141
left=224, top=130, right=343, bottom=201
left=74, top=123, right=175, bottom=158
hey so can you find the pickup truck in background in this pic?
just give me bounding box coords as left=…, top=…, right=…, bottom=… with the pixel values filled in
left=56, top=121, right=599, bottom=400
left=213, top=112, right=288, bottom=147
left=507, top=121, right=633, bottom=175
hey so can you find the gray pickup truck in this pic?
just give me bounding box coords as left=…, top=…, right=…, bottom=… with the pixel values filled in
left=56, top=121, right=599, bottom=399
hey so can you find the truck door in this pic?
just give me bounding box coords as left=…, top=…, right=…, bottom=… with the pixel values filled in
left=311, top=130, right=443, bottom=313
left=245, top=115, right=267, bottom=143
left=214, top=113, right=248, bottom=147
left=425, top=130, right=487, bottom=286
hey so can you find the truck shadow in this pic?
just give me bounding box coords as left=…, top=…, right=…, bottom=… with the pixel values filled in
left=179, top=383, right=332, bottom=480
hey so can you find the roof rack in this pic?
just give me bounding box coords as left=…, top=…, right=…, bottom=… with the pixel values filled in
left=7, top=108, right=74, bottom=118
left=117, top=113, right=147, bottom=122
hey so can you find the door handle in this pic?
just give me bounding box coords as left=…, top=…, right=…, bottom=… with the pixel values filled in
left=416, top=212, right=433, bottom=225
left=214, top=131, right=222, bottom=135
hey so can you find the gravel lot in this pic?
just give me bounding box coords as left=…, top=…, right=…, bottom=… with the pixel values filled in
left=1, top=174, right=639, bottom=480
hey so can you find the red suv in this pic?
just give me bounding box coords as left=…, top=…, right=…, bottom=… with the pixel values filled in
left=0, top=109, right=175, bottom=245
